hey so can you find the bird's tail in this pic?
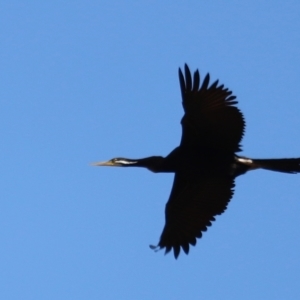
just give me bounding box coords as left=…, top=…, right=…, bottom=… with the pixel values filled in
left=252, top=158, right=300, bottom=174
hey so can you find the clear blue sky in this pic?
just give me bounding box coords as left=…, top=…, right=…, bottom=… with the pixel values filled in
left=1, top=1, right=300, bottom=299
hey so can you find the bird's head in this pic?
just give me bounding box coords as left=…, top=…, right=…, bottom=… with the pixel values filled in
left=91, top=157, right=138, bottom=167
left=91, top=156, right=165, bottom=172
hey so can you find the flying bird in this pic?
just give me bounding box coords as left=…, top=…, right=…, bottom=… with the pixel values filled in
left=93, top=64, right=300, bottom=258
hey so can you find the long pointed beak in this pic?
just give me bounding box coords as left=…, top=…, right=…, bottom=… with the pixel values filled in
left=90, top=161, right=115, bottom=167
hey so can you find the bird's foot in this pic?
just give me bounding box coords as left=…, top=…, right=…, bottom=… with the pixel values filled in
left=149, top=244, right=161, bottom=252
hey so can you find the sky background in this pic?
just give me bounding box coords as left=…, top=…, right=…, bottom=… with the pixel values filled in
left=1, top=1, right=300, bottom=299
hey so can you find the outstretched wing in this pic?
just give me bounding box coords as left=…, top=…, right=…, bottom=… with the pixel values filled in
left=179, top=64, right=245, bottom=152
left=151, top=65, right=242, bottom=258
left=155, top=173, right=235, bottom=258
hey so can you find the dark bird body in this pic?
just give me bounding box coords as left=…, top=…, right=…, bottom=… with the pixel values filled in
left=93, top=65, right=300, bottom=258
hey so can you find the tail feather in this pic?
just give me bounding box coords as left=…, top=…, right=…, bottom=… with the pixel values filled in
left=252, top=158, right=300, bottom=174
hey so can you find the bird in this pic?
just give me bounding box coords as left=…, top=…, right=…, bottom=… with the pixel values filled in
left=92, top=64, right=300, bottom=258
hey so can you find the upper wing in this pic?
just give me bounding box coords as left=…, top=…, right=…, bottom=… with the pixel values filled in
left=179, top=64, right=245, bottom=152
left=154, top=172, right=235, bottom=258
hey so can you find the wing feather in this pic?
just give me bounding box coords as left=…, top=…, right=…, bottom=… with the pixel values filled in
left=193, top=70, right=200, bottom=92
left=156, top=173, right=235, bottom=258
left=184, top=64, right=192, bottom=91
left=179, top=64, right=245, bottom=152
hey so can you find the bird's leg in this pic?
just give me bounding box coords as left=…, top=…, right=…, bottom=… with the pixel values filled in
left=149, top=244, right=161, bottom=252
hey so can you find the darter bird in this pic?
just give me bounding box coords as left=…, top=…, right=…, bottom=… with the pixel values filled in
left=92, top=64, right=300, bottom=258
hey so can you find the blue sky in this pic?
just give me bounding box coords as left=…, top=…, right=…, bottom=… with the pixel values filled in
left=1, top=1, right=300, bottom=299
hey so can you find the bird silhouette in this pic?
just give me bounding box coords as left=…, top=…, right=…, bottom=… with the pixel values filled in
left=93, top=64, right=300, bottom=258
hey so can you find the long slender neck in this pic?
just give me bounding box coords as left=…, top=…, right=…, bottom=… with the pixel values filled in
left=137, top=147, right=182, bottom=173
left=133, top=156, right=166, bottom=173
